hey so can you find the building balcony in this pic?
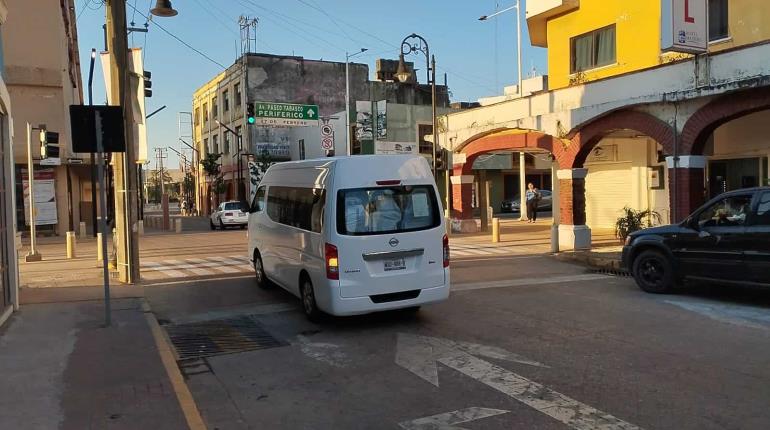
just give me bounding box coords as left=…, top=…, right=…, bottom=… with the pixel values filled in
left=526, top=0, right=580, bottom=47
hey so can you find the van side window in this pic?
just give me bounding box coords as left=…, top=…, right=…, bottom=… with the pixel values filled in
left=251, top=186, right=266, bottom=212
left=266, top=186, right=326, bottom=233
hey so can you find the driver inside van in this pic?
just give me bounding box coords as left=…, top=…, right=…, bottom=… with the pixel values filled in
left=345, top=191, right=369, bottom=233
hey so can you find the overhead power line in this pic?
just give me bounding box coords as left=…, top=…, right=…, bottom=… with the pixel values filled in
left=126, top=2, right=228, bottom=69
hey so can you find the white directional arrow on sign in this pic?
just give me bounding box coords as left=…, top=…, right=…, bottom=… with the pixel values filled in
left=395, top=333, right=642, bottom=430
left=306, top=108, right=316, bottom=118
left=399, top=407, right=509, bottom=430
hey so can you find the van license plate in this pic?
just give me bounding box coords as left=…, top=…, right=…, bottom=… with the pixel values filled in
left=384, top=258, right=406, bottom=272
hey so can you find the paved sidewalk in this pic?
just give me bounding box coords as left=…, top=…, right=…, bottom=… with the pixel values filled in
left=0, top=295, right=189, bottom=429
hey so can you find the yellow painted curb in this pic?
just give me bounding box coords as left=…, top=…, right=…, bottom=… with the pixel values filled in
left=142, top=300, right=207, bottom=430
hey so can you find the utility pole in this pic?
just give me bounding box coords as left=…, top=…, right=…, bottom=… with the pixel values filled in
left=106, top=0, right=139, bottom=283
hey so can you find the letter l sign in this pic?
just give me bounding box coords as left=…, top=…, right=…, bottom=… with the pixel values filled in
left=685, top=0, right=695, bottom=23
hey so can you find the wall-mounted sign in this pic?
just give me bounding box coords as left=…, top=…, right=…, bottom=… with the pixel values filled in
left=661, top=0, right=708, bottom=54
left=254, top=102, right=319, bottom=127
left=374, top=141, right=418, bottom=155
left=22, top=169, right=58, bottom=226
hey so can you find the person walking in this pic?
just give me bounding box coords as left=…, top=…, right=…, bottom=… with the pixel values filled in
left=525, top=183, right=541, bottom=223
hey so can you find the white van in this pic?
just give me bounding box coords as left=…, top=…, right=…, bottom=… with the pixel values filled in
left=247, top=155, right=450, bottom=320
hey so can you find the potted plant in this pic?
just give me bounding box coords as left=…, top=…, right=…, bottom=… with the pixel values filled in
left=615, top=207, right=661, bottom=243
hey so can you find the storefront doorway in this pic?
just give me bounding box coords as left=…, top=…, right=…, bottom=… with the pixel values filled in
left=708, top=158, right=762, bottom=198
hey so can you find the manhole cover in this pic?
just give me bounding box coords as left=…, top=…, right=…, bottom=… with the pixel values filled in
left=164, top=315, right=286, bottom=360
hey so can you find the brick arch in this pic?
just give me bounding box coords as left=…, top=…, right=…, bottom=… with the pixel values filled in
left=456, top=129, right=565, bottom=175
left=565, top=109, right=676, bottom=168
left=682, top=86, right=770, bottom=156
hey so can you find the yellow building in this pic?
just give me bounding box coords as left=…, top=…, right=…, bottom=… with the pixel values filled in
left=527, top=0, right=770, bottom=89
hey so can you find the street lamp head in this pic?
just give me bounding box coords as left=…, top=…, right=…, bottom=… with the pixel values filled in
left=90, top=48, right=97, bottom=59
left=150, top=0, right=178, bottom=17
left=479, top=15, right=488, bottom=21
left=395, top=54, right=411, bottom=83
left=360, top=48, right=368, bottom=53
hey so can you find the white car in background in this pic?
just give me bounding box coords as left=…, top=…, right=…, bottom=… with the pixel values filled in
left=210, top=201, right=248, bottom=230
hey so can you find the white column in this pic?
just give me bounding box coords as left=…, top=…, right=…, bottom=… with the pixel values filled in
left=519, top=152, right=527, bottom=221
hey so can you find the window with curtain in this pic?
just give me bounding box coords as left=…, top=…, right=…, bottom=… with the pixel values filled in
left=709, top=0, right=729, bottom=41
left=571, top=25, right=616, bottom=73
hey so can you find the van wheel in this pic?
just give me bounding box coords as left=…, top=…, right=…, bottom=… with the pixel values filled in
left=632, top=250, right=675, bottom=294
left=253, top=253, right=270, bottom=289
left=301, top=278, right=323, bottom=322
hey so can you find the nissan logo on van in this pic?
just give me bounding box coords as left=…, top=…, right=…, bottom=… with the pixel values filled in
left=389, top=238, right=399, bottom=247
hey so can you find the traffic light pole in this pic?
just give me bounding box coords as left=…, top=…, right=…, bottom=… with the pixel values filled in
left=24, top=123, right=42, bottom=262
left=106, top=0, right=140, bottom=284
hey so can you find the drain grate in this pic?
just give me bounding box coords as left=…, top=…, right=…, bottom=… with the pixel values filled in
left=164, top=315, right=287, bottom=360
left=590, top=268, right=632, bottom=278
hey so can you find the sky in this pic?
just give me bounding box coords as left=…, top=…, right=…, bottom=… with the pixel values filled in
left=75, top=0, right=547, bottom=167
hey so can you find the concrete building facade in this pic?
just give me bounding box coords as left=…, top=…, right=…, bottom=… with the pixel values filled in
left=440, top=0, right=770, bottom=250
left=2, top=0, right=87, bottom=237
left=192, top=53, right=450, bottom=215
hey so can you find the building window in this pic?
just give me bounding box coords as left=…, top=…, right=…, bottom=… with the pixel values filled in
left=234, top=83, right=242, bottom=107
left=571, top=25, right=616, bottom=73
left=235, top=126, right=242, bottom=152
left=203, top=103, right=208, bottom=123
left=224, top=133, right=230, bottom=154
left=194, top=107, right=200, bottom=125
left=299, top=139, right=306, bottom=160
left=213, top=135, right=219, bottom=154
left=212, top=96, right=218, bottom=119
left=223, top=90, right=229, bottom=112
left=709, top=0, right=729, bottom=41
left=203, top=138, right=209, bottom=155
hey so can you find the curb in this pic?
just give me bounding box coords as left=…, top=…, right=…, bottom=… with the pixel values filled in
left=141, top=300, right=207, bottom=430
left=553, top=252, right=627, bottom=272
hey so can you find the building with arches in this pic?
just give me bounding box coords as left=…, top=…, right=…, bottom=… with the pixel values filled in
left=439, top=0, right=770, bottom=250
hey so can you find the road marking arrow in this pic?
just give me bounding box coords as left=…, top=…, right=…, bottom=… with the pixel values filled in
left=396, top=334, right=642, bottom=430
left=398, top=407, right=509, bottom=430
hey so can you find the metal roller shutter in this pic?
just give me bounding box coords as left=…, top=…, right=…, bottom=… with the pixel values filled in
left=585, top=163, right=633, bottom=229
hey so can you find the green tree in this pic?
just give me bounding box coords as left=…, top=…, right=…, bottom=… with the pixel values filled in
left=248, top=149, right=274, bottom=203
left=146, top=169, right=173, bottom=203
left=201, top=153, right=224, bottom=208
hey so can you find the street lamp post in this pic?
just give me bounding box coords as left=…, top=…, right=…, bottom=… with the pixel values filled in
left=345, top=48, right=368, bottom=156
left=395, top=34, right=438, bottom=177
left=479, top=1, right=523, bottom=97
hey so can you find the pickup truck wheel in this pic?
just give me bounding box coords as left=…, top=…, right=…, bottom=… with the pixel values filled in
left=632, top=250, right=675, bottom=294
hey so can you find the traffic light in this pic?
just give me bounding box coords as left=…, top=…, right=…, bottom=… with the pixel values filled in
left=435, top=148, right=448, bottom=171
left=143, top=71, right=152, bottom=97
left=247, top=103, right=255, bottom=124
left=39, top=129, right=60, bottom=159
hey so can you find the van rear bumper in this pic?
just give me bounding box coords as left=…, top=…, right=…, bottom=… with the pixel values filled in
left=325, top=284, right=450, bottom=316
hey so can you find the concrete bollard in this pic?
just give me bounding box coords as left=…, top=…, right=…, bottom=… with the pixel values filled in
left=492, top=218, right=500, bottom=243
left=79, top=221, right=87, bottom=238
left=138, top=220, right=144, bottom=236
left=66, top=231, right=76, bottom=259
left=175, top=218, right=182, bottom=233
left=97, top=233, right=103, bottom=262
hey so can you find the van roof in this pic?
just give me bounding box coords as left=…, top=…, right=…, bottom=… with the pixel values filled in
left=263, top=155, right=435, bottom=189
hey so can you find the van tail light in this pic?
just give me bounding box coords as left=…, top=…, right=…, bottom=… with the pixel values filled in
left=325, top=243, right=339, bottom=280
left=442, top=234, right=450, bottom=268
left=224, top=212, right=233, bottom=217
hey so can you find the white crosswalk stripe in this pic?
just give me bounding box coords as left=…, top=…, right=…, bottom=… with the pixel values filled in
left=142, top=255, right=253, bottom=279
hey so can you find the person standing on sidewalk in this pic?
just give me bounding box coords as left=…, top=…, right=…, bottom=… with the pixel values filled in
left=525, top=183, right=541, bottom=223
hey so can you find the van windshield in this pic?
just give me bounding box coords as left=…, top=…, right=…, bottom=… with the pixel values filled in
left=337, top=185, right=440, bottom=236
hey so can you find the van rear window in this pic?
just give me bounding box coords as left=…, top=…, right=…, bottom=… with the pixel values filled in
left=337, top=185, right=440, bottom=236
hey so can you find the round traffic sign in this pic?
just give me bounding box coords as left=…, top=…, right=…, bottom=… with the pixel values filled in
left=321, top=124, right=333, bottom=136
left=321, top=137, right=334, bottom=150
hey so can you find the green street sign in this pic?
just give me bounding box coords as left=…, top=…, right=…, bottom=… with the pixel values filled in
left=254, top=102, right=320, bottom=127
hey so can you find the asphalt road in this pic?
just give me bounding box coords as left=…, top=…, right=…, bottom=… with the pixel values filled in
left=145, top=253, right=770, bottom=430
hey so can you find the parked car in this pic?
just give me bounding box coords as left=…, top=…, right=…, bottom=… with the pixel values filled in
left=247, top=155, right=450, bottom=320
left=210, top=201, right=248, bottom=230
left=500, top=190, right=553, bottom=213
left=622, top=187, right=770, bottom=293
